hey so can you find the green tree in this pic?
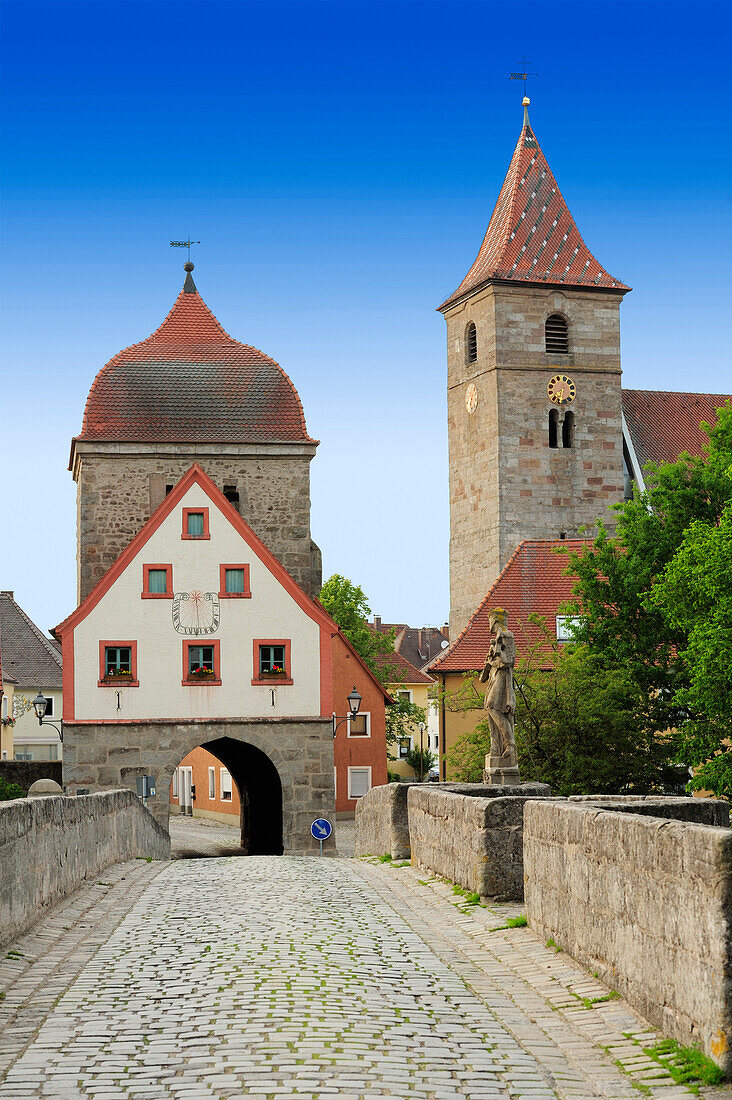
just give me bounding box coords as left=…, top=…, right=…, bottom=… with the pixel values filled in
left=384, top=693, right=427, bottom=747
left=446, top=621, right=677, bottom=794
left=648, top=504, right=732, bottom=796
left=319, top=573, right=426, bottom=745
left=0, top=777, right=25, bottom=802
left=559, top=401, right=732, bottom=794
left=318, top=574, right=400, bottom=683
left=404, top=746, right=437, bottom=781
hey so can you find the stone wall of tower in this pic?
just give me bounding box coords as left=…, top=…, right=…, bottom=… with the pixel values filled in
left=74, top=446, right=322, bottom=602
left=445, top=284, right=625, bottom=638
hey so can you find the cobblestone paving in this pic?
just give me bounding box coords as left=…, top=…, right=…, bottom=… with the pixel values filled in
left=0, top=854, right=728, bottom=1100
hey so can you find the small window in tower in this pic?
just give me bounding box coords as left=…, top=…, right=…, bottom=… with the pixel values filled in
left=223, top=484, right=240, bottom=512
left=549, top=408, right=559, bottom=449
left=545, top=313, right=569, bottom=354
left=562, top=410, right=574, bottom=449
left=165, top=484, right=174, bottom=496
left=466, top=322, right=478, bottom=364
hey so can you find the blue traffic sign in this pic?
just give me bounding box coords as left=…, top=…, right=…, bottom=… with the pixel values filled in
left=311, top=818, right=333, bottom=840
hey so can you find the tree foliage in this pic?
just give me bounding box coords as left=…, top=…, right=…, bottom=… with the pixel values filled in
left=0, top=777, right=25, bottom=802
left=562, top=401, right=732, bottom=796
left=445, top=620, right=678, bottom=794
left=318, top=573, right=426, bottom=745
left=404, top=746, right=437, bottom=780
left=648, top=491, right=732, bottom=796
left=319, top=574, right=400, bottom=684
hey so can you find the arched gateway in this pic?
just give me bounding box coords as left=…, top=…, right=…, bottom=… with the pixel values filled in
left=62, top=718, right=332, bottom=854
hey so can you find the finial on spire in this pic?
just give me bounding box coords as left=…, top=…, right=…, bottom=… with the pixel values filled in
left=510, top=60, right=538, bottom=127
left=184, top=261, right=194, bottom=272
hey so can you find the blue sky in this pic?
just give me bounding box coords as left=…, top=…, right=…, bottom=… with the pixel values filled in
left=2, top=0, right=731, bottom=636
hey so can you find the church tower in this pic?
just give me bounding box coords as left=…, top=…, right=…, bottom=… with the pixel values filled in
left=71, top=264, right=322, bottom=601
left=439, top=99, right=631, bottom=637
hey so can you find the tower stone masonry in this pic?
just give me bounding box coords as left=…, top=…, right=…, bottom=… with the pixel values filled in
left=71, top=266, right=322, bottom=601
left=439, top=101, right=630, bottom=638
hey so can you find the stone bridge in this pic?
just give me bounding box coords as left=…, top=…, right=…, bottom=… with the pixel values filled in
left=0, top=803, right=730, bottom=1099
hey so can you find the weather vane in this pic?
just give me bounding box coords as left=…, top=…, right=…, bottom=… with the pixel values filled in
left=170, top=239, right=200, bottom=263
left=509, top=59, right=538, bottom=97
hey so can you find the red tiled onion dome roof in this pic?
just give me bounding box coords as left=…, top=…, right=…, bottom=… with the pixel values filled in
left=429, top=539, right=591, bottom=673
left=622, top=390, right=731, bottom=470
left=77, top=271, right=316, bottom=445
left=439, top=111, right=630, bottom=310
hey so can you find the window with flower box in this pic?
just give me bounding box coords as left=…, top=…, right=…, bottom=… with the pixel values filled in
left=99, top=642, right=139, bottom=687
left=252, top=639, right=292, bottom=685
left=182, top=640, right=221, bottom=685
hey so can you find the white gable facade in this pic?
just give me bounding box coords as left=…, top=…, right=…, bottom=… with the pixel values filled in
left=56, top=466, right=338, bottom=854
left=69, top=478, right=324, bottom=722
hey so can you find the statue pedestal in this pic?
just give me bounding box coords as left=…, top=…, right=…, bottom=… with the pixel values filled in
left=483, top=755, right=521, bottom=787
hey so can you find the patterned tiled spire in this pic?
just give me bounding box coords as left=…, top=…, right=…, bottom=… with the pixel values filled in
left=439, top=100, right=629, bottom=310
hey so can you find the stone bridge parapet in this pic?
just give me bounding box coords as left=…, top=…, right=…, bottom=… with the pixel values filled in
left=0, top=790, right=169, bottom=948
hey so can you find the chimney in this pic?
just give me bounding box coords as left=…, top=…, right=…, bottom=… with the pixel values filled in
left=443, top=622, right=449, bottom=640
left=374, top=616, right=381, bottom=631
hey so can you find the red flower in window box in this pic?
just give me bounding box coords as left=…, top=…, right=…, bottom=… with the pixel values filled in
left=187, top=666, right=215, bottom=680
left=259, top=665, right=286, bottom=678
left=103, top=669, right=134, bottom=681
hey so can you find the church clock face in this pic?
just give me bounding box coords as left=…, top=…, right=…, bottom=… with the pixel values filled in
left=172, top=591, right=220, bottom=635
left=465, top=383, right=478, bottom=415
left=547, top=374, right=576, bottom=406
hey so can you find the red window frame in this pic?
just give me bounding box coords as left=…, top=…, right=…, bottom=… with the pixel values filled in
left=252, top=638, right=292, bottom=685
left=218, top=563, right=251, bottom=599
left=182, top=507, right=210, bottom=540
left=98, top=640, right=139, bottom=687
left=182, top=639, right=221, bottom=686
left=142, top=563, right=173, bottom=599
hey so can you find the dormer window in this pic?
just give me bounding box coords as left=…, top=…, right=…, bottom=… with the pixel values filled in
left=466, top=322, right=477, bottom=364
left=545, top=313, right=569, bottom=354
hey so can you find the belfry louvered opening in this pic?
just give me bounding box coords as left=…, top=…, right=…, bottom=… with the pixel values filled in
left=466, top=322, right=477, bottom=364
left=545, top=313, right=569, bottom=354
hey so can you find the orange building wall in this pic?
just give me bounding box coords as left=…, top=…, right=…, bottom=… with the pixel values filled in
left=332, top=634, right=388, bottom=813
left=169, top=745, right=241, bottom=824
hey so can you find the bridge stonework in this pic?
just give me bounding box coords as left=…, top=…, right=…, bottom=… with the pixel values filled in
left=61, top=717, right=336, bottom=854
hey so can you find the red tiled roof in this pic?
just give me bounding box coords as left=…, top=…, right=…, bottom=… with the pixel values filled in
left=439, top=112, right=629, bottom=310
left=370, top=621, right=450, bottom=670
left=622, top=390, right=731, bottom=470
left=429, top=539, right=591, bottom=673
left=76, top=271, right=316, bottom=446
left=373, top=649, right=434, bottom=685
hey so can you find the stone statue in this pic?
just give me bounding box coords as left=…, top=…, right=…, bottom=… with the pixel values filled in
left=480, top=608, right=521, bottom=786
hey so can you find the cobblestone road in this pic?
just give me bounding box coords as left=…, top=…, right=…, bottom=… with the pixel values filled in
left=0, top=849, right=728, bottom=1100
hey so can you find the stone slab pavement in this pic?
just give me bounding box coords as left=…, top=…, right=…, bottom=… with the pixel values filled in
left=0, top=845, right=728, bottom=1100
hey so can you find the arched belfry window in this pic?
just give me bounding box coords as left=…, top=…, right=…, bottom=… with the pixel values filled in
left=545, top=313, right=569, bottom=354
left=548, top=409, right=559, bottom=449
left=466, top=322, right=477, bottom=364
left=562, top=410, right=574, bottom=449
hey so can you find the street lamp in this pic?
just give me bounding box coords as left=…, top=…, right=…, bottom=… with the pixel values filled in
left=33, top=690, right=63, bottom=743
left=418, top=722, right=425, bottom=782
left=332, top=686, right=362, bottom=738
